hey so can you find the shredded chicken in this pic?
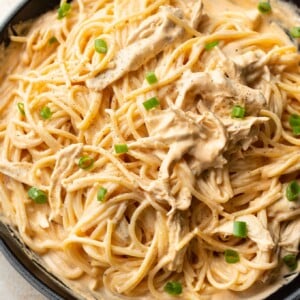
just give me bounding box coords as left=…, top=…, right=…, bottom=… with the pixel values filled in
left=49, top=143, right=83, bottom=220
left=86, top=6, right=185, bottom=91
left=166, top=211, right=190, bottom=272
left=0, top=161, right=35, bottom=187
left=214, top=215, right=275, bottom=251
left=146, top=108, right=227, bottom=178
left=279, top=219, right=300, bottom=254
left=176, top=69, right=266, bottom=116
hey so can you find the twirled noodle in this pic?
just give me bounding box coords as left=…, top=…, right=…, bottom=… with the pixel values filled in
left=0, top=0, right=300, bottom=299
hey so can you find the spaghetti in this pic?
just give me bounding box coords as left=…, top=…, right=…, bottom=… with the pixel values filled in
left=0, top=0, right=300, bottom=299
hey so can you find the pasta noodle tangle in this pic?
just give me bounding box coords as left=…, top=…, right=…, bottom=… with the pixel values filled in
left=0, top=0, right=300, bottom=299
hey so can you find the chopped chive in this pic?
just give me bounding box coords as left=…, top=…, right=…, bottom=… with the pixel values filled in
left=143, top=97, right=160, bottom=111
left=224, top=249, right=240, bottom=264
left=286, top=180, right=300, bottom=201
left=94, top=39, right=108, bottom=54
left=78, top=155, right=94, bottom=170
left=114, top=144, right=128, bottom=154
left=233, top=221, right=247, bottom=238
left=258, top=2, right=272, bottom=14
left=57, top=2, right=71, bottom=19
left=40, top=106, right=52, bottom=120
left=97, top=187, right=107, bottom=202
left=17, top=102, right=25, bottom=116
left=283, top=254, right=298, bottom=271
left=48, top=36, right=58, bottom=45
left=231, top=105, right=246, bottom=118
left=289, top=27, right=300, bottom=38
left=289, top=114, right=300, bottom=135
left=292, top=126, right=300, bottom=135
left=28, top=187, right=47, bottom=204
left=289, top=114, right=300, bottom=127
left=164, top=281, right=182, bottom=295
left=146, top=72, right=158, bottom=85
left=204, top=40, right=219, bottom=51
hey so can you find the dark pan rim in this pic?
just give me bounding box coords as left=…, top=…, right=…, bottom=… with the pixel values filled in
left=0, top=0, right=299, bottom=299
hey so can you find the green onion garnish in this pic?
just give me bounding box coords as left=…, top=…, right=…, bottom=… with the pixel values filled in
left=94, top=39, right=108, bottom=54
left=57, top=2, right=71, bottom=19
left=289, top=114, right=300, bottom=135
left=28, top=187, right=48, bottom=204
left=48, top=36, right=58, bottom=45
left=146, top=72, right=158, bottom=85
left=114, top=144, right=129, bottom=154
left=143, top=97, right=160, bottom=111
left=164, top=281, right=182, bottom=295
left=224, top=249, right=240, bottom=264
left=290, top=27, right=300, bottom=38
left=286, top=180, right=300, bottom=201
left=258, top=2, right=272, bottom=14
left=231, top=105, right=246, bottom=118
left=233, top=221, right=247, bottom=238
left=97, top=187, right=107, bottom=202
left=40, top=106, right=52, bottom=120
left=78, top=155, right=94, bottom=170
left=204, top=40, right=219, bottom=51
left=289, top=114, right=300, bottom=127
left=292, top=126, right=300, bottom=135
left=17, top=102, right=25, bottom=116
left=283, top=254, right=298, bottom=271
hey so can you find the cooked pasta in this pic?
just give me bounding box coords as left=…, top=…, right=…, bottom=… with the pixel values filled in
left=0, top=0, right=300, bottom=299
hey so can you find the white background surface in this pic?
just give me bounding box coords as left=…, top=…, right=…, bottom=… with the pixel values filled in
left=0, top=1, right=47, bottom=299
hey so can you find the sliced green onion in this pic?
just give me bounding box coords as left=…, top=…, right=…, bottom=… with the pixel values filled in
left=28, top=187, right=47, bottom=204
left=146, top=72, right=158, bottom=85
left=292, top=126, right=300, bottom=135
left=57, top=2, right=71, bottom=19
left=48, top=36, right=58, bottom=45
left=40, top=106, right=52, bottom=120
left=164, top=281, right=182, bottom=295
left=114, top=144, right=128, bottom=154
left=289, top=114, right=300, bottom=135
left=17, top=102, right=25, bottom=116
left=258, top=2, right=272, bottom=14
left=78, top=155, right=94, bottom=170
left=224, top=249, right=240, bottom=264
left=289, top=114, right=300, bottom=127
left=231, top=105, right=246, bottom=118
left=233, top=221, right=247, bottom=238
left=143, top=97, right=160, bottom=111
left=94, top=39, right=108, bottom=54
left=204, top=40, right=219, bottom=51
left=97, top=187, right=107, bottom=202
left=286, top=180, right=300, bottom=201
left=283, top=254, right=298, bottom=271
left=289, top=27, right=300, bottom=38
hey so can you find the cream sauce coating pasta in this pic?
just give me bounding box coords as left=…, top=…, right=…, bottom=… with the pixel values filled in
left=0, top=0, right=300, bottom=299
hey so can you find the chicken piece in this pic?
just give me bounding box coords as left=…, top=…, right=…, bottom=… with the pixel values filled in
left=146, top=108, right=227, bottom=178
left=268, top=183, right=300, bottom=221
left=188, top=0, right=203, bottom=29
left=0, top=161, right=35, bottom=187
left=138, top=108, right=226, bottom=210
left=166, top=211, right=189, bottom=272
left=176, top=70, right=266, bottom=116
left=175, top=70, right=267, bottom=151
left=223, top=116, right=268, bottom=151
left=86, top=6, right=185, bottom=91
left=49, top=143, right=83, bottom=220
left=214, top=215, right=275, bottom=251
left=279, top=219, right=300, bottom=254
